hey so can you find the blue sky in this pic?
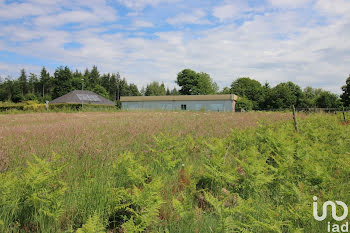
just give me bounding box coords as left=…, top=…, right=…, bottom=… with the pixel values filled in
left=0, top=0, right=349, bottom=93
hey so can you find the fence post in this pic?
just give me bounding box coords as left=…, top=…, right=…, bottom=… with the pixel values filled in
left=292, top=105, right=298, bottom=132
left=343, top=107, right=347, bottom=122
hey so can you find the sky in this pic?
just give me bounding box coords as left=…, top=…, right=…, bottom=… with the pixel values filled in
left=0, top=0, right=349, bottom=93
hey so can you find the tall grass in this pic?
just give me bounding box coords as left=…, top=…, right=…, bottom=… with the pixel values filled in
left=0, top=112, right=349, bottom=232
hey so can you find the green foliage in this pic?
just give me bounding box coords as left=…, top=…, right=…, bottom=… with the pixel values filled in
left=111, top=152, right=164, bottom=232
left=341, top=74, right=350, bottom=106
left=145, top=81, right=166, bottom=96
left=0, top=66, right=344, bottom=110
left=315, top=91, right=342, bottom=108
left=176, top=69, right=218, bottom=95
left=76, top=213, right=106, bottom=233
left=235, top=96, right=253, bottom=111
left=1, top=112, right=350, bottom=232
left=231, top=77, right=263, bottom=109
left=53, top=66, right=73, bottom=99
left=0, top=154, right=66, bottom=232
left=91, top=84, right=109, bottom=99
left=268, top=82, right=304, bottom=109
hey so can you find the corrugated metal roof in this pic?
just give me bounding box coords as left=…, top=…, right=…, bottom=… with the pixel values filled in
left=120, top=94, right=238, bottom=102
left=50, top=90, right=116, bottom=105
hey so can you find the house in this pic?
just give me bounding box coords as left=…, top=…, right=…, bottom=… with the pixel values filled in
left=120, top=94, right=238, bottom=112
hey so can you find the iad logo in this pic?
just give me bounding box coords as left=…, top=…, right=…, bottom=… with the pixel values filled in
left=313, top=196, right=349, bottom=232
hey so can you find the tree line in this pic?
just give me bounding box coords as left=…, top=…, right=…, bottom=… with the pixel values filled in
left=0, top=66, right=349, bottom=109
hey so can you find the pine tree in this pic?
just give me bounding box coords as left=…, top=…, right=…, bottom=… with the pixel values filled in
left=18, top=69, right=28, bottom=97
left=40, top=67, right=50, bottom=98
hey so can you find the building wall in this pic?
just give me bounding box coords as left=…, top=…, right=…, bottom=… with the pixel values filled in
left=122, top=100, right=235, bottom=112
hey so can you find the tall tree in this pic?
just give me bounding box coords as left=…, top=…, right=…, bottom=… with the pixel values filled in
left=176, top=69, right=198, bottom=95
left=315, top=91, right=341, bottom=108
left=128, top=83, right=141, bottom=96
left=119, top=78, right=130, bottom=98
left=18, top=69, right=28, bottom=97
left=341, top=74, right=350, bottom=107
left=170, top=87, right=179, bottom=95
left=176, top=69, right=218, bottom=95
left=71, top=69, right=84, bottom=91
left=52, top=66, right=73, bottom=99
left=40, top=67, right=51, bottom=98
left=88, top=65, right=100, bottom=88
left=197, top=72, right=218, bottom=94
left=145, top=81, right=166, bottom=96
left=92, top=85, right=109, bottom=99
left=109, top=73, right=118, bottom=101
left=230, top=77, right=263, bottom=110
left=267, top=82, right=304, bottom=109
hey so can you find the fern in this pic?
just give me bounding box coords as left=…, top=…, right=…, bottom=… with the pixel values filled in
left=76, top=212, right=105, bottom=233
left=0, top=153, right=66, bottom=232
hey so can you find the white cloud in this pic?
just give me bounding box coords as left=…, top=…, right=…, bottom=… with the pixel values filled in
left=117, top=0, right=179, bottom=10
left=315, top=0, right=350, bottom=16
left=267, top=0, right=313, bottom=8
left=212, top=1, right=250, bottom=21
left=133, top=20, right=154, bottom=28
left=167, top=9, right=210, bottom=25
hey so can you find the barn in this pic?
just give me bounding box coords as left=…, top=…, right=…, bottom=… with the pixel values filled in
left=120, top=94, right=238, bottom=112
left=50, top=90, right=115, bottom=105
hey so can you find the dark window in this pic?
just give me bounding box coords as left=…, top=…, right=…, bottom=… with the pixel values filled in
left=181, top=104, right=187, bottom=110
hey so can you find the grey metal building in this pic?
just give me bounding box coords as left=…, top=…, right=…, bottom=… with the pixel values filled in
left=50, top=90, right=115, bottom=105
left=120, top=94, right=238, bottom=112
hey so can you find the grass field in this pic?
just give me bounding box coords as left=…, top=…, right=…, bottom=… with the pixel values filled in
left=0, top=111, right=349, bottom=232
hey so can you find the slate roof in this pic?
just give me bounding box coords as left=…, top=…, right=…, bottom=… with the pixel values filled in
left=50, top=90, right=116, bottom=105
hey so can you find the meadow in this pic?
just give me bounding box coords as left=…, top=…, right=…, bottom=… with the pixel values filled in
left=0, top=111, right=349, bottom=232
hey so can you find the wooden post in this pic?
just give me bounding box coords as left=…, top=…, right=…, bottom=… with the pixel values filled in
left=343, top=107, right=346, bottom=122
left=292, top=105, right=298, bottom=132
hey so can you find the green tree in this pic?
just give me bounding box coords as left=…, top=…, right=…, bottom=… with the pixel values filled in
left=220, top=87, right=231, bottom=94
left=128, top=83, right=141, bottom=96
left=119, top=78, right=130, bottom=98
left=100, top=73, right=111, bottom=95
left=341, top=74, right=350, bottom=107
left=176, top=69, right=198, bottom=95
left=52, top=66, right=73, bottom=99
left=40, top=67, right=51, bottom=98
left=268, top=82, right=304, bottom=109
left=28, top=73, right=39, bottom=94
left=230, top=77, right=263, bottom=109
left=315, top=91, right=341, bottom=108
left=197, top=72, right=218, bottom=94
left=92, top=84, right=109, bottom=99
left=71, top=70, right=84, bottom=91
left=259, top=82, right=272, bottom=109
left=88, top=65, right=100, bottom=88
left=5, top=79, right=23, bottom=102
left=176, top=69, right=218, bottom=95
left=145, top=81, right=166, bottom=96
left=18, top=68, right=28, bottom=97
left=170, top=87, right=179, bottom=95
left=300, top=87, right=323, bottom=108
left=109, top=73, right=119, bottom=101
